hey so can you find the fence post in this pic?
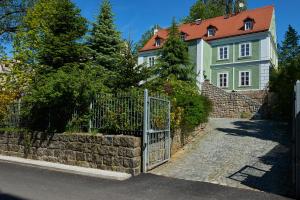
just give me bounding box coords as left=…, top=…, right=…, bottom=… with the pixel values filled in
left=89, top=101, right=93, bottom=133
left=295, top=81, right=300, bottom=199
left=143, top=89, right=148, bottom=173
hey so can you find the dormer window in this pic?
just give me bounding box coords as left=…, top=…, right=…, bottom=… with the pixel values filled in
left=155, top=38, right=161, bottom=47
left=245, top=21, right=253, bottom=30
left=207, top=25, right=217, bottom=37
left=208, top=28, right=215, bottom=37
left=180, top=32, right=187, bottom=41
left=243, top=18, right=254, bottom=31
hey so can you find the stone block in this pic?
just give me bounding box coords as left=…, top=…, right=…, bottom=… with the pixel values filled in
left=102, top=136, right=113, bottom=146
left=76, top=152, right=86, bottom=161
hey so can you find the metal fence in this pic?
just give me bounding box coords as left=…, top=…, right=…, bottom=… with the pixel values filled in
left=0, top=100, right=21, bottom=128
left=90, top=91, right=144, bottom=135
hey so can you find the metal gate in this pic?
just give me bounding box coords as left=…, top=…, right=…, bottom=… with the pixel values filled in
left=143, top=89, right=171, bottom=172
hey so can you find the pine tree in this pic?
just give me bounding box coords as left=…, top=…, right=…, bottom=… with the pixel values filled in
left=279, top=25, right=300, bottom=64
left=13, top=0, right=101, bottom=131
left=14, top=0, right=88, bottom=72
left=88, top=0, right=122, bottom=71
left=158, top=18, right=194, bottom=81
left=116, top=40, right=150, bottom=89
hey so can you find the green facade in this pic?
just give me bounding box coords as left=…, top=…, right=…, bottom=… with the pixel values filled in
left=188, top=41, right=197, bottom=73
left=211, top=40, right=260, bottom=65
left=211, top=64, right=260, bottom=91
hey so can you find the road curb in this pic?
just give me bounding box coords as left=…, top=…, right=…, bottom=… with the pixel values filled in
left=0, top=155, right=131, bottom=181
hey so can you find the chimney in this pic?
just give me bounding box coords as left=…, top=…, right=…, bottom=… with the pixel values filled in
left=195, top=18, right=202, bottom=25
left=153, top=28, right=159, bottom=35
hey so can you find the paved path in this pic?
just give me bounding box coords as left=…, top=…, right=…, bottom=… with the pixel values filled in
left=0, top=160, right=291, bottom=200
left=151, top=118, right=292, bottom=197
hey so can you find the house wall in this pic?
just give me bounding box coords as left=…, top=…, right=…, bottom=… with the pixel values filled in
left=138, top=50, right=160, bottom=67
left=187, top=41, right=198, bottom=73
left=211, top=63, right=260, bottom=91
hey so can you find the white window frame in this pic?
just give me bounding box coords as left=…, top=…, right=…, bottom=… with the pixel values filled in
left=245, top=21, right=253, bottom=30
left=239, top=42, right=252, bottom=58
left=218, top=46, right=229, bottom=60
left=208, top=28, right=215, bottom=37
left=239, top=71, right=251, bottom=87
left=148, top=57, right=155, bottom=67
left=217, top=72, right=229, bottom=88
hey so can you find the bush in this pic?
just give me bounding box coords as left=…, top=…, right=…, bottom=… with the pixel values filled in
left=147, top=76, right=211, bottom=132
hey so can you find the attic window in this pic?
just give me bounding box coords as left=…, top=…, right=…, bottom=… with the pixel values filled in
left=155, top=38, right=161, bottom=47
left=208, top=28, right=216, bottom=37
left=244, top=18, right=254, bottom=31
left=180, top=32, right=187, bottom=41
left=245, top=21, right=253, bottom=30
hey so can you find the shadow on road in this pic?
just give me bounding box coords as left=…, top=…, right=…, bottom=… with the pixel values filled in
left=0, top=194, right=27, bottom=200
left=216, top=120, right=293, bottom=198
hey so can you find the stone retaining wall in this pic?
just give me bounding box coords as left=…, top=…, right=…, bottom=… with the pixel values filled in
left=171, top=123, right=207, bottom=155
left=0, top=131, right=141, bottom=175
left=202, top=81, right=263, bottom=118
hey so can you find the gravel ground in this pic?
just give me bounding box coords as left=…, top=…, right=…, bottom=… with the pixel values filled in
left=151, top=118, right=292, bottom=197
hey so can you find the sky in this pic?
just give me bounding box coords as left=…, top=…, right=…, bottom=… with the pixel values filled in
left=73, top=0, right=300, bottom=44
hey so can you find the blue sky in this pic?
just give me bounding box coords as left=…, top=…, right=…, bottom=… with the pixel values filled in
left=73, top=0, right=300, bottom=44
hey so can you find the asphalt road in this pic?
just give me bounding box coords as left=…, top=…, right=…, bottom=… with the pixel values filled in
left=0, top=161, right=292, bottom=200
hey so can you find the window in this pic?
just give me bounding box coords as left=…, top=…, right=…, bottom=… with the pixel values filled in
left=148, top=57, right=155, bottom=67
left=244, top=20, right=253, bottom=30
left=208, top=28, right=216, bottom=37
left=239, top=71, right=251, bottom=86
left=218, top=46, right=229, bottom=60
left=180, top=33, right=186, bottom=41
left=155, top=38, right=161, bottom=47
left=218, top=73, right=228, bottom=88
left=239, top=43, right=251, bottom=57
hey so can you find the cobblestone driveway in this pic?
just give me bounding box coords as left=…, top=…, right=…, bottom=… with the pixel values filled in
left=151, top=118, right=292, bottom=197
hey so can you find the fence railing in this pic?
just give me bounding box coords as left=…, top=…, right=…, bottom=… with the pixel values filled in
left=0, top=100, right=21, bottom=128
left=90, top=91, right=145, bottom=134
left=1, top=90, right=170, bottom=136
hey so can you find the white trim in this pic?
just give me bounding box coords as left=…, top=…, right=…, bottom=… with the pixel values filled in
left=201, top=40, right=204, bottom=83
left=211, top=59, right=270, bottom=67
left=208, top=32, right=268, bottom=46
left=239, top=42, right=252, bottom=58
left=218, top=45, right=229, bottom=60
left=208, top=28, right=215, bottom=37
left=217, top=72, right=229, bottom=88
left=244, top=21, right=253, bottom=30
left=238, top=70, right=251, bottom=87
left=232, top=66, right=235, bottom=90
left=196, top=39, right=202, bottom=88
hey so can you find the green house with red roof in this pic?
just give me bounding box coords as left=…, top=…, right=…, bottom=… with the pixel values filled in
left=138, top=5, right=277, bottom=95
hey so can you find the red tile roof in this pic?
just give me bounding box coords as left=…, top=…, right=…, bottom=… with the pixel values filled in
left=139, top=5, right=274, bottom=52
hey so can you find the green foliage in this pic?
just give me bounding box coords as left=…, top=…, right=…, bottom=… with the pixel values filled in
left=270, top=26, right=300, bottom=121
left=157, top=18, right=195, bottom=82
left=88, top=0, right=122, bottom=72
left=14, top=0, right=88, bottom=71
left=184, top=0, right=247, bottom=23
left=147, top=76, right=211, bottom=132
left=115, top=40, right=151, bottom=90
left=270, top=55, right=300, bottom=120
left=12, top=0, right=108, bottom=132
left=23, top=64, right=108, bottom=131
left=278, top=25, right=300, bottom=64
left=0, top=0, right=36, bottom=43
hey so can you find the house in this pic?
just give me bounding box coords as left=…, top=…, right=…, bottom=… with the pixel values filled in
left=138, top=5, right=277, bottom=97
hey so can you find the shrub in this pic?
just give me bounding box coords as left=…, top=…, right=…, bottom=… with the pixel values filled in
left=147, top=76, right=211, bottom=132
